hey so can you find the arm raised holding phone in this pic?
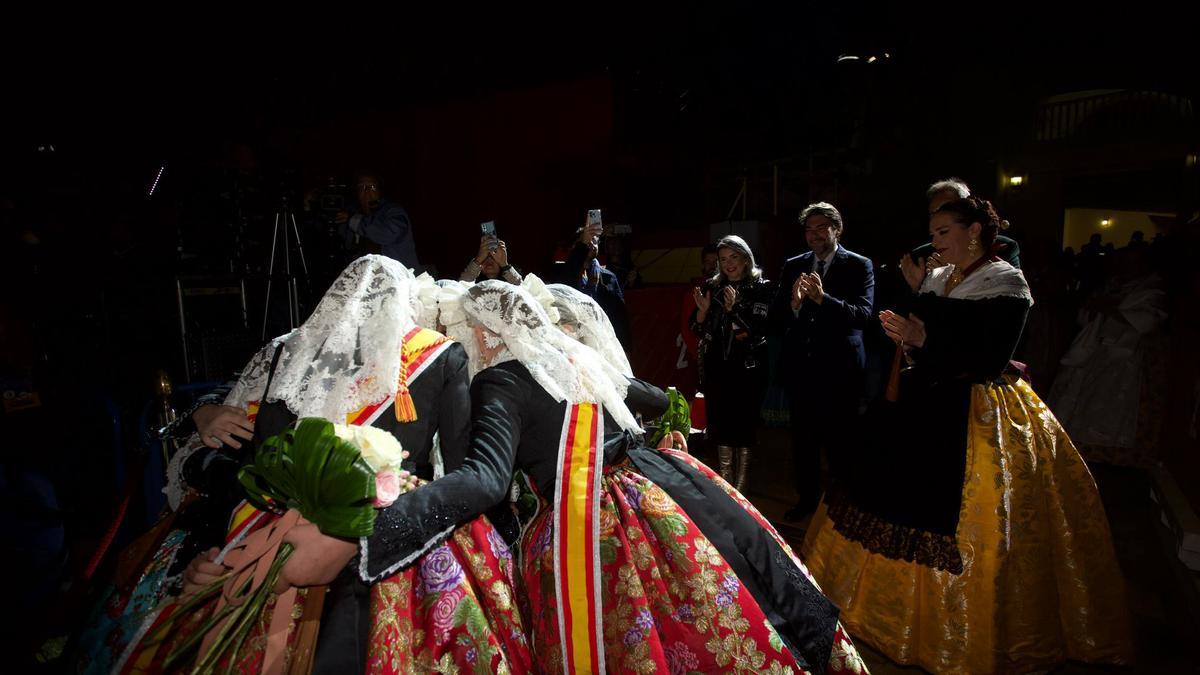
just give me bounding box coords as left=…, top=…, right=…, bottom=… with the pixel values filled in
left=460, top=222, right=521, bottom=284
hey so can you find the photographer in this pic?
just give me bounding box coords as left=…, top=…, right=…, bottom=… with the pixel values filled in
left=335, top=173, right=418, bottom=268
left=459, top=234, right=522, bottom=284
left=551, top=216, right=631, bottom=349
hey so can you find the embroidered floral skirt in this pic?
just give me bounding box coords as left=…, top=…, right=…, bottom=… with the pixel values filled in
left=519, top=459, right=864, bottom=674
left=802, top=377, right=1134, bottom=674
left=119, top=512, right=531, bottom=674
left=654, top=447, right=868, bottom=674
left=365, top=515, right=532, bottom=674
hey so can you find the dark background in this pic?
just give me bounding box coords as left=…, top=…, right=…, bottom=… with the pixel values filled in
left=1, top=6, right=1197, bottom=665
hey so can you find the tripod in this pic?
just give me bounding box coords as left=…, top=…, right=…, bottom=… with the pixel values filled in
left=261, top=195, right=312, bottom=340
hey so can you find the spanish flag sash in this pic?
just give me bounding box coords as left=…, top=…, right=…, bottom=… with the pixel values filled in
left=552, top=402, right=605, bottom=674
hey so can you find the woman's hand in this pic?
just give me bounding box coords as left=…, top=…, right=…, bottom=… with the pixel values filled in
left=722, top=285, right=738, bottom=311
left=880, top=310, right=927, bottom=350
left=475, top=235, right=493, bottom=264
left=656, top=430, right=688, bottom=454
left=492, top=240, right=509, bottom=267
left=181, top=547, right=228, bottom=599
left=900, top=255, right=926, bottom=292
left=193, top=405, right=255, bottom=449
left=273, top=513, right=359, bottom=594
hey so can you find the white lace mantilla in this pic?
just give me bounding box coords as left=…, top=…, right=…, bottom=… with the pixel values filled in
left=921, top=259, right=1033, bottom=304
left=523, top=275, right=633, bottom=377
left=450, top=280, right=640, bottom=431
left=227, top=255, right=420, bottom=420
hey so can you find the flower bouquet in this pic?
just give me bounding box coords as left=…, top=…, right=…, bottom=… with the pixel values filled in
left=146, top=419, right=414, bottom=674
left=648, top=386, right=692, bottom=452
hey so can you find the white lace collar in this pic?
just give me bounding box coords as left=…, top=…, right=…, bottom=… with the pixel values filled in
left=922, top=259, right=1033, bottom=304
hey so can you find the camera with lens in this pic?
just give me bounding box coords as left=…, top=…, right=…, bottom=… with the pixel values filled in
left=316, top=178, right=349, bottom=226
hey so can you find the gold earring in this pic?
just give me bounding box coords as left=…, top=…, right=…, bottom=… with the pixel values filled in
left=968, top=238, right=979, bottom=256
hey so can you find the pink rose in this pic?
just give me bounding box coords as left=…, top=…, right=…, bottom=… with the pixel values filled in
left=374, top=469, right=402, bottom=508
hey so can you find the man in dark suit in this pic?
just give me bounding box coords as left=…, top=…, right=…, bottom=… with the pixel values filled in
left=768, top=202, right=875, bottom=522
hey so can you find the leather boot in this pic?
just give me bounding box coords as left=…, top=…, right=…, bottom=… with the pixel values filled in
left=734, top=446, right=752, bottom=493
left=716, top=445, right=735, bottom=484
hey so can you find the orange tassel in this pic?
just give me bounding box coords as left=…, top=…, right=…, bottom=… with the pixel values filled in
left=395, top=348, right=418, bottom=422
left=394, top=327, right=453, bottom=423
left=394, top=390, right=417, bottom=423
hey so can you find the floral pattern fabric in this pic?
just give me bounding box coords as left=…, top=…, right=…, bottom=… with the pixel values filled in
left=656, top=447, right=869, bottom=674
left=366, top=516, right=532, bottom=675
left=520, top=460, right=808, bottom=674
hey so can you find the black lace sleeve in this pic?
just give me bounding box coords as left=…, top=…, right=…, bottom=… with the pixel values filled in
left=358, top=365, right=527, bottom=582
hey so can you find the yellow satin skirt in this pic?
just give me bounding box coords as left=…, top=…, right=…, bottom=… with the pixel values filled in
left=802, top=377, right=1133, bottom=674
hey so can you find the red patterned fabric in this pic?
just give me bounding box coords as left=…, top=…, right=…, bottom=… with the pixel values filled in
left=655, top=448, right=869, bottom=674
left=366, top=516, right=532, bottom=674
left=520, top=459, right=806, bottom=674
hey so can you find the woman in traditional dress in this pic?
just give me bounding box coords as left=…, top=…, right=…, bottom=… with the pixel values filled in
left=312, top=279, right=863, bottom=674
left=114, top=257, right=530, bottom=674
left=540, top=277, right=870, bottom=673
left=802, top=197, right=1134, bottom=674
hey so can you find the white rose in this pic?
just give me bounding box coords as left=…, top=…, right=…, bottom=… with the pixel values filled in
left=333, top=423, right=407, bottom=472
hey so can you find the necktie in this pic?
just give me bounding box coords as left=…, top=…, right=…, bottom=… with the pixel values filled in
left=816, top=259, right=826, bottom=278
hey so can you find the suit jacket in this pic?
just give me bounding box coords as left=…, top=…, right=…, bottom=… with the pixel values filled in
left=768, top=246, right=875, bottom=397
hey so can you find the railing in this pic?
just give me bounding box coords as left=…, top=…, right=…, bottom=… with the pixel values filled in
left=1035, top=90, right=1194, bottom=142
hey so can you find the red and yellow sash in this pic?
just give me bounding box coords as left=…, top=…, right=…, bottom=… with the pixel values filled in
left=344, top=326, right=452, bottom=425
left=552, top=402, right=605, bottom=674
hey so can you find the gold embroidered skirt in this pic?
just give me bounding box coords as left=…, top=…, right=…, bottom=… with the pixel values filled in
left=802, top=377, right=1133, bottom=674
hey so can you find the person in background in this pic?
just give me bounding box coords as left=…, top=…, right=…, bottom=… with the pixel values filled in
left=459, top=235, right=522, bottom=284
left=768, top=202, right=874, bottom=523
left=335, top=172, right=419, bottom=269
left=690, top=235, right=773, bottom=491
left=551, top=216, right=631, bottom=349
